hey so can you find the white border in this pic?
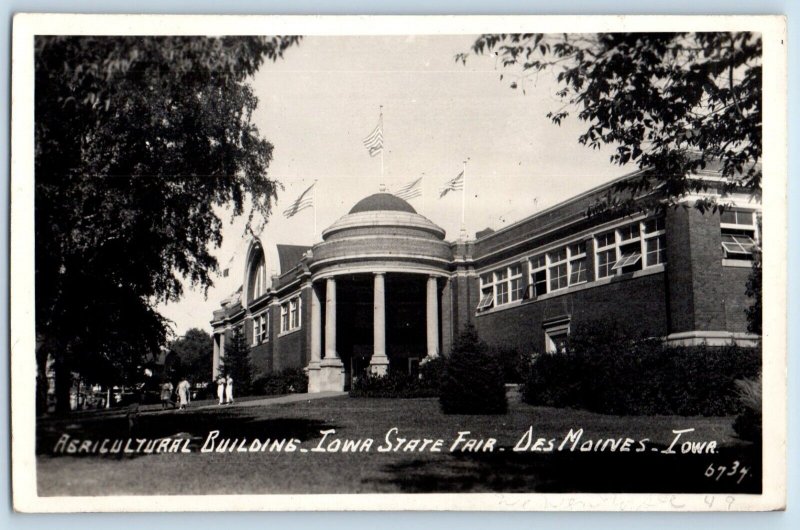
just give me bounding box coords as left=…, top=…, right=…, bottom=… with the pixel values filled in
left=10, top=13, right=788, bottom=512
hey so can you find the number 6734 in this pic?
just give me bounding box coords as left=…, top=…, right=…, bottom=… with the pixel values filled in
left=705, top=461, right=750, bottom=484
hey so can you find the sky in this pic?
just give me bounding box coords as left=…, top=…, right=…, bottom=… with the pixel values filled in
left=157, top=34, right=628, bottom=335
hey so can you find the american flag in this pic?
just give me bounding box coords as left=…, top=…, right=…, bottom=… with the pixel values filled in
left=439, top=170, right=464, bottom=198
left=394, top=177, right=422, bottom=201
left=362, top=115, right=384, bottom=157
left=283, top=182, right=315, bottom=218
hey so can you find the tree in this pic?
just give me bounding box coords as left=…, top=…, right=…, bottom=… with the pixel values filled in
left=35, top=36, right=300, bottom=414
left=220, top=327, right=253, bottom=396
left=439, top=325, right=507, bottom=415
left=458, top=32, right=763, bottom=334
left=169, top=328, right=214, bottom=384
left=458, top=32, right=761, bottom=213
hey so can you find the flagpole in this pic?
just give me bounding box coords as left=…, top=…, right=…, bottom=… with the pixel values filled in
left=460, top=160, right=467, bottom=240
left=379, top=106, right=385, bottom=192
left=313, top=180, right=318, bottom=241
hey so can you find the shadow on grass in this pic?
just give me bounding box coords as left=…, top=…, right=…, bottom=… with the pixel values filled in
left=369, top=441, right=761, bottom=494
left=38, top=410, right=336, bottom=459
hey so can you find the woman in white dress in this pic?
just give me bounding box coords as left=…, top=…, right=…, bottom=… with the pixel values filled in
left=225, top=375, right=234, bottom=405
left=217, top=376, right=226, bottom=405
left=177, top=378, right=190, bottom=410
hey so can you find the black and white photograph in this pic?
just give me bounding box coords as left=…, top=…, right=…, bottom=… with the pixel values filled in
left=10, top=15, right=787, bottom=512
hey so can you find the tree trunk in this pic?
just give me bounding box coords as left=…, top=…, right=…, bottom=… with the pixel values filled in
left=54, top=354, right=72, bottom=416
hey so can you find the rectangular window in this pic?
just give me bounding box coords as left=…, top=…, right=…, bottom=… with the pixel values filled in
left=567, top=241, right=587, bottom=285
left=529, top=255, right=547, bottom=298
left=263, top=314, right=269, bottom=342
left=612, top=241, right=643, bottom=272
left=496, top=281, right=509, bottom=305
left=721, top=209, right=758, bottom=260
left=544, top=318, right=570, bottom=354
left=549, top=262, right=568, bottom=291
left=280, top=296, right=302, bottom=332
left=280, top=304, right=289, bottom=333
left=645, top=235, right=666, bottom=266
left=252, top=316, right=261, bottom=346
left=595, top=231, right=616, bottom=278
left=509, top=264, right=524, bottom=301
left=477, top=289, right=494, bottom=311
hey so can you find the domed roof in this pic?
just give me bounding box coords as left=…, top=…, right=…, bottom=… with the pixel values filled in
left=349, top=193, right=417, bottom=214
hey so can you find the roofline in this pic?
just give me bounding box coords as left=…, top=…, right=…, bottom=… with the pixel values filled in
left=473, top=167, right=650, bottom=244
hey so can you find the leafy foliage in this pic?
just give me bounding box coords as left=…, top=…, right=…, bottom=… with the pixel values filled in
left=521, top=320, right=761, bottom=416
left=745, top=246, right=763, bottom=335
left=35, top=36, right=299, bottom=413
left=349, top=358, right=445, bottom=399
left=169, top=328, right=214, bottom=384
left=251, top=367, right=309, bottom=396
left=440, top=325, right=507, bottom=415
left=732, top=373, right=762, bottom=443
left=220, top=327, right=253, bottom=395
left=459, top=33, right=762, bottom=213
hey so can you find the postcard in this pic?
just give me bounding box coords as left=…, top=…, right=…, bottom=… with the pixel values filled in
left=10, top=14, right=787, bottom=512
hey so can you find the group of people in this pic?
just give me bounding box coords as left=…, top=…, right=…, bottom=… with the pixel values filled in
left=217, top=375, right=234, bottom=405
left=158, top=375, right=234, bottom=410
left=159, top=378, right=192, bottom=411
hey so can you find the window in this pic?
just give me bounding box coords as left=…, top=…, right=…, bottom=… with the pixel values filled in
left=544, top=317, right=570, bottom=354
left=249, top=255, right=267, bottom=302
left=529, top=255, right=547, bottom=298
left=509, top=264, right=524, bottom=302
left=495, top=269, right=509, bottom=305
left=280, top=295, right=302, bottom=333
left=597, top=218, right=666, bottom=277
left=720, top=209, right=758, bottom=260
left=568, top=242, right=587, bottom=285
left=478, top=273, right=494, bottom=311
left=548, top=248, right=568, bottom=291
left=612, top=224, right=643, bottom=273
left=252, top=312, right=270, bottom=345
left=477, top=264, right=526, bottom=310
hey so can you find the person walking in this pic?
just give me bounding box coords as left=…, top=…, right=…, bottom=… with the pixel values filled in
left=160, top=380, right=174, bottom=410
left=176, top=378, right=191, bottom=411
left=217, top=376, right=226, bottom=406
left=225, top=375, right=234, bottom=405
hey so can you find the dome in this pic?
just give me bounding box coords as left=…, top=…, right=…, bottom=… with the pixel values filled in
left=349, top=193, right=417, bottom=214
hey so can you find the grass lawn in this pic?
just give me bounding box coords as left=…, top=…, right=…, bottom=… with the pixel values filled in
left=36, top=394, right=760, bottom=495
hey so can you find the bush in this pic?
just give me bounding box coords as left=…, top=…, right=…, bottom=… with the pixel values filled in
left=349, top=357, right=444, bottom=398
left=522, top=320, right=761, bottom=416
left=490, top=346, right=533, bottom=384
left=440, top=325, right=507, bottom=415
left=732, top=373, right=762, bottom=443
left=251, top=367, right=308, bottom=396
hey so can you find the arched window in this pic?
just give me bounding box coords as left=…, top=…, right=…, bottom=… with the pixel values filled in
left=248, top=252, right=267, bottom=302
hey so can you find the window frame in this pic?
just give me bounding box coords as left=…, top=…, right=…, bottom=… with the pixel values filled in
left=720, top=208, right=758, bottom=260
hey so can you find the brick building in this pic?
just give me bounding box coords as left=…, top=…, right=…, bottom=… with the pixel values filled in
left=211, top=169, right=761, bottom=392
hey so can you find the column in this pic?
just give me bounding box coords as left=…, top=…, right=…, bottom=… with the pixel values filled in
left=324, top=278, right=337, bottom=359
left=212, top=334, right=220, bottom=379
left=319, top=277, right=344, bottom=391
left=370, top=272, right=389, bottom=375
left=426, top=276, right=440, bottom=358
left=306, top=283, right=322, bottom=392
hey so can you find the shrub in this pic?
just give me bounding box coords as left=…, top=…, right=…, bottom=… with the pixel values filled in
left=251, top=367, right=308, bottom=396
left=439, top=325, right=507, bottom=415
left=490, top=346, right=533, bottom=384
left=732, top=373, right=762, bottom=443
left=349, top=357, right=443, bottom=398
left=522, top=319, right=761, bottom=416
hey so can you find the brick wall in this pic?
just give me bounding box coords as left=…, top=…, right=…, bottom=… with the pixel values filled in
left=474, top=272, right=669, bottom=352
left=665, top=207, right=728, bottom=333
left=723, top=266, right=755, bottom=332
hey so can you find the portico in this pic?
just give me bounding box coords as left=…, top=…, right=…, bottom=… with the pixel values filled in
left=309, top=271, right=442, bottom=392
left=303, top=192, right=451, bottom=392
